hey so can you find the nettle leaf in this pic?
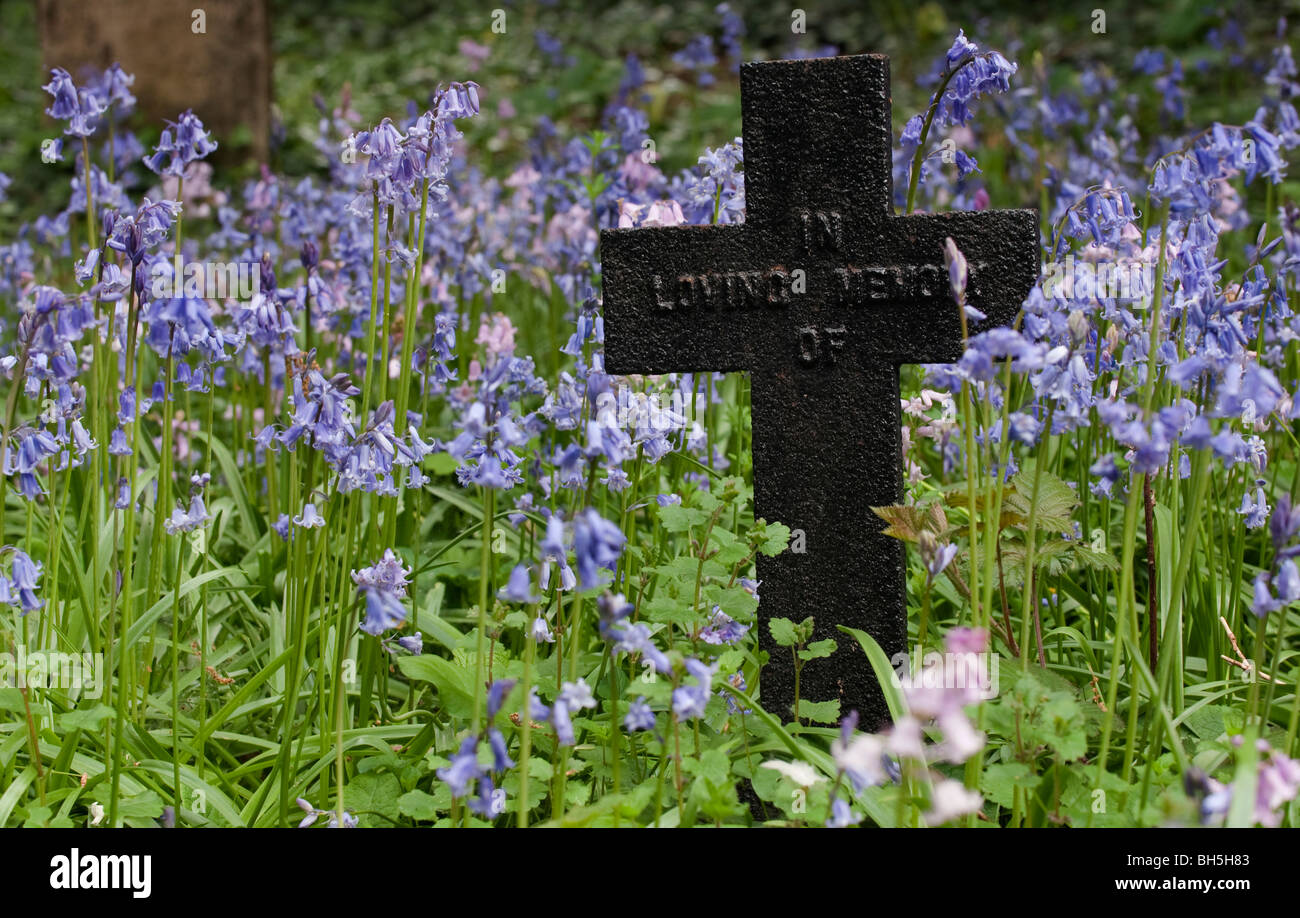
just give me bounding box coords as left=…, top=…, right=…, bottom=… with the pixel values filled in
left=1005, top=466, right=1079, bottom=534
left=1070, top=544, right=1120, bottom=572
left=796, top=698, right=841, bottom=725
left=872, top=504, right=926, bottom=542
left=797, top=639, right=837, bottom=661
left=769, top=617, right=799, bottom=647
left=1183, top=704, right=1230, bottom=741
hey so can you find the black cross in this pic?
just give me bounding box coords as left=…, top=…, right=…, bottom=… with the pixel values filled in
left=599, top=54, right=1038, bottom=730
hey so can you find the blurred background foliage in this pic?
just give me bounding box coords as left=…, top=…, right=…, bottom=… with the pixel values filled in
left=0, top=0, right=1295, bottom=228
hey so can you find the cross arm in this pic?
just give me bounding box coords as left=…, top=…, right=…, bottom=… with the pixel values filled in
left=599, top=223, right=774, bottom=375
left=871, top=208, right=1041, bottom=363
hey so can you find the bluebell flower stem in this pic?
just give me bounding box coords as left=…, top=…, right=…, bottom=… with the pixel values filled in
left=170, top=533, right=185, bottom=815
left=473, top=485, right=495, bottom=735
left=1017, top=408, right=1054, bottom=662
left=518, top=622, right=536, bottom=827
left=379, top=205, right=395, bottom=406
left=904, top=58, right=976, bottom=216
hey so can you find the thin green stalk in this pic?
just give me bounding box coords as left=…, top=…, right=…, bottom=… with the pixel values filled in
left=472, top=486, right=496, bottom=735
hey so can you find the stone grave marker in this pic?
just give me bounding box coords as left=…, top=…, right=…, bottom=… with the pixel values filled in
left=600, top=53, right=1039, bottom=730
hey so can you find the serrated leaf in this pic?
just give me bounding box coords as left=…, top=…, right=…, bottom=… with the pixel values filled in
left=693, top=490, right=722, bottom=513
left=644, top=594, right=701, bottom=626
left=769, top=617, right=799, bottom=647
left=796, top=698, right=841, bottom=725
left=797, top=639, right=837, bottom=661
left=711, top=539, right=751, bottom=567
left=702, top=583, right=758, bottom=620
left=756, top=520, right=790, bottom=556
left=1006, top=466, right=1079, bottom=534
left=686, top=747, right=732, bottom=786
left=981, top=762, right=1035, bottom=808
left=1070, top=545, right=1120, bottom=572
left=653, top=556, right=704, bottom=584
left=657, top=503, right=710, bottom=533
left=872, top=504, right=926, bottom=542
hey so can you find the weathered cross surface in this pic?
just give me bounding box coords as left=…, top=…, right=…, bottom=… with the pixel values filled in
left=600, top=54, right=1038, bottom=730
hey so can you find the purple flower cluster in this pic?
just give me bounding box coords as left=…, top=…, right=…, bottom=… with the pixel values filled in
left=352, top=549, right=411, bottom=635
left=0, top=548, right=43, bottom=613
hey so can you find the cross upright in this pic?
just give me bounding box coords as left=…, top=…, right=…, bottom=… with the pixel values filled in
left=599, top=53, right=1039, bottom=730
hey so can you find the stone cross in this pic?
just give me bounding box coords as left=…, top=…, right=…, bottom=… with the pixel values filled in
left=600, top=54, right=1038, bottom=730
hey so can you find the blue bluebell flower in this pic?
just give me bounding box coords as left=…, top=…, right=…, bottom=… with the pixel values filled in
left=624, top=697, right=656, bottom=732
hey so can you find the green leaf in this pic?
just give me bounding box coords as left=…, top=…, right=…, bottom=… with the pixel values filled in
left=1183, top=704, right=1228, bottom=741
left=686, top=747, right=732, bottom=787
left=702, top=582, right=758, bottom=620
left=427, top=452, right=460, bottom=476
left=1006, top=465, right=1079, bottom=535
left=769, top=617, right=799, bottom=647
left=652, top=555, right=704, bottom=584
left=347, top=772, right=402, bottom=827
left=711, top=539, right=751, bottom=567
left=836, top=625, right=908, bottom=721
left=1070, top=545, right=1121, bottom=572
left=396, top=655, right=476, bottom=719
left=756, top=521, right=791, bottom=556
left=644, top=594, right=701, bottom=626
left=796, top=698, right=842, bottom=725
left=797, top=639, right=837, bottom=661
left=397, top=789, right=441, bottom=821
left=414, top=584, right=461, bottom=651
left=58, top=704, right=115, bottom=732
left=657, top=503, right=710, bottom=533
left=0, top=688, right=27, bottom=714
left=981, top=761, right=1034, bottom=808
left=118, top=789, right=164, bottom=820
